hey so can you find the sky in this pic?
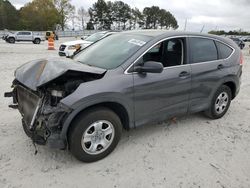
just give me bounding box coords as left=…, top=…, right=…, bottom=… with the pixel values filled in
left=9, top=0, right=250, bottom=32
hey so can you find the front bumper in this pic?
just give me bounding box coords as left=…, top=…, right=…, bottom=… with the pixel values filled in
left=5, top=84, right=71, bottom=149
left=58, top=51, right=66, bottom=56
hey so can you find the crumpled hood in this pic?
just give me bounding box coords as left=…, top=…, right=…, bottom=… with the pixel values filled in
left=15, top=58, right=106, bottom=91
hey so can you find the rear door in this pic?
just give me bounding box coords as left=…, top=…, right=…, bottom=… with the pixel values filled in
left=24, top=31, right=32, bottom=41
left=188, top=37, right=233, bottom=113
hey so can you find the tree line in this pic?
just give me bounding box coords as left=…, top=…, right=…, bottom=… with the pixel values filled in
left=208, top=30, right=250, bottom=36
left=0, top=0, right=74, bottom=31
left=0, top=0, right=178, bottom=31
left=87, top=0, right=178, bottom=30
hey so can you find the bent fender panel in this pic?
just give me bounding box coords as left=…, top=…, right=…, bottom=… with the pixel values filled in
left=60, top=95, right=134, bottom=142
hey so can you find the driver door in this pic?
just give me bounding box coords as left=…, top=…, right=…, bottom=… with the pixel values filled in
left=132, top=37, right=191, bottom=126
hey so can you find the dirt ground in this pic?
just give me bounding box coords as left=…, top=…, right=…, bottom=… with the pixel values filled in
left=0, top=37, right=250, bottom=188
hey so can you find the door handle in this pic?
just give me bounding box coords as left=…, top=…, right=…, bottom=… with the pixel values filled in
left=179, top=71, right=190, bottom=78
left=217, top=64, right=224, bottom=70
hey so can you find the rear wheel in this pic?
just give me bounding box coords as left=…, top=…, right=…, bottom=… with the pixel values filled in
left=205, top=85, right=232, bottom=119
left=69, top=108, right=122, bottom=162
left=34, top=38, right=41, bottom=44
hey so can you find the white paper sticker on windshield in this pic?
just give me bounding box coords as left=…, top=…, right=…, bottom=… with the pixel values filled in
left=128, top=39, right=146, bottom=46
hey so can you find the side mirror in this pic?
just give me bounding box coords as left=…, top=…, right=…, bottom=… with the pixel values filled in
left=134, top=61, right=163, bottom=73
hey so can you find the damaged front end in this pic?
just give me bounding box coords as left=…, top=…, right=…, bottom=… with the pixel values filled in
left=5, top=81, right=71, bottom=149
left=5, top=58, right=106, bottom=149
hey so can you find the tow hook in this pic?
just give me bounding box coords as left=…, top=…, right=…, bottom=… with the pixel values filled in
left=4, top=91, right=18, bottom=109
left=4, top=91, right=13, bottom=97
left=8, top=104, right=18, bottom=109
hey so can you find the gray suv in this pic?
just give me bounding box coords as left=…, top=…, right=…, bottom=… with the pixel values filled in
left=5, top=30, right=242, bottom=162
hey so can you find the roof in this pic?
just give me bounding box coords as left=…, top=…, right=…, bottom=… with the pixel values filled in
left=122, top=29, right=215, bottom=37
left=121, top=30, right=237, bottom=48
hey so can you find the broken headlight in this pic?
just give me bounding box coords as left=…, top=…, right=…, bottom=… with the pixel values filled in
left=51, top=90, right=63, bottom=97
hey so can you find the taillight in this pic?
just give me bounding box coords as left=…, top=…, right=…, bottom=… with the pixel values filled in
left=240, top=52, right=244, bottom=65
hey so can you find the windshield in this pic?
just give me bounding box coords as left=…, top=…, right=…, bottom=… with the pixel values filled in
left=84, top=32, right=106, bottom=42
left=74, top=34, right=152, bottom=69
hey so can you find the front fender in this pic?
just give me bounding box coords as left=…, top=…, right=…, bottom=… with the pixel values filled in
left=60, top=93, right=134, bottom=141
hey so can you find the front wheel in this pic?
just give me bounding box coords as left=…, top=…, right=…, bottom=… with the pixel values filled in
left=205, top=85, right=232, bottom=119
left=8, top=37, right=15, bottom=43
left=69, top=108, right=122, bottom=162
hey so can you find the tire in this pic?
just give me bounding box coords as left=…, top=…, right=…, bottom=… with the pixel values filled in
left=34, top=38, right=41, bottom=44
left=205, top=85, right=232, bottom=119
left=8, top=37, right=15, bottom=43
left=69, top=107, right=122, bottom=162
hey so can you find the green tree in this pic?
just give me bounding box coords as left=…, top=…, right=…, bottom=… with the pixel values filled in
left=112, top=1, right=131, bottom=30
left=143, top=6, right=178, bottom=30
left=19, top=0, right=59, bottom=30
left=158, top=9, right=178, bottom=29
left=0, top=0, right=19, bottom=30
left=143, top=6, right=160, bottom=29
left=130, top=8, right=144, bottom=29
left=86, top=21, right=94, bottom=30
left=89, top=0, right=112, bottom=30
left=54, top=0, right=75, bottom=31
left=88, top=0, right=179, bottom=31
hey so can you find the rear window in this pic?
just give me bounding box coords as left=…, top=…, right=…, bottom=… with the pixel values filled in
left=190, top=38, right=218, bottom=63
left=215, top=41, right=233, bottom=59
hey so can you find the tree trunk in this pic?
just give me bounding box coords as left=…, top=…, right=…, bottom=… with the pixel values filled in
left=82, top=18, right=84, bottom=30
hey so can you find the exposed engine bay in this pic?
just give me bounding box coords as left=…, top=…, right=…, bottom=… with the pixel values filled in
left=6, top=70, right=104, bottom=148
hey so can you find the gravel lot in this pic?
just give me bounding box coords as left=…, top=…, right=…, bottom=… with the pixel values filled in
left=0, top=38, right=250, bottom=188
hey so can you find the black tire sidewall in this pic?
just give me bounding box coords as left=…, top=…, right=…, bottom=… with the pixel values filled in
left=69, top=108, right=122, bottom=162
left=210, top=85, right=232, bottom=119
left=34, top=38, right=40, bottom=44
left=8, top=38, right=15, bottom=43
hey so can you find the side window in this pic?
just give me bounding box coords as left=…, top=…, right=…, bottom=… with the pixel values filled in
left=23, top=32, right=31, bottom=35
left=215, top=41, right=233, bottom=59
left=141, top=38, right=185, bottom=67
left=189, top=38, right=218, bottom=63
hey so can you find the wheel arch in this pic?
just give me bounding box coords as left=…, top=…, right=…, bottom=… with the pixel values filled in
left=8, top=37, right=15, bottom=42
left=34, top=38, right=41, bottom=43
left=61, top=101, right=131, bottom=143
left=223, top=81, right=236, bottom=99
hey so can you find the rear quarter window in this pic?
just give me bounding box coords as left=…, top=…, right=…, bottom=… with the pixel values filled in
left=215, top=41, right=233, bottom=59
left=189, top=37, right=218, bottom=63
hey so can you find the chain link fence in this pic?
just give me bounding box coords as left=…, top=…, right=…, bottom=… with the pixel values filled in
left=0, top=30, right=98, bottom=38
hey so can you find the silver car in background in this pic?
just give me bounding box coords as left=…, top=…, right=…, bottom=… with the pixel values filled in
left=58, top=31, right=118, bottom=57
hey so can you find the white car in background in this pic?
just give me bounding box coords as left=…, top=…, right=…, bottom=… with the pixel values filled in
left=58, top=31, right=117, bottom=57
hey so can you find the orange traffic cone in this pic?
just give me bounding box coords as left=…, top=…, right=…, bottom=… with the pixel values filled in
left=48, top=37, right=55, bottom=50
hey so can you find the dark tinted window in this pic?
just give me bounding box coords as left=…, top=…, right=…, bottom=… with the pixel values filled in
left=23, top=32, right=31, bottom=35
left=190, top=38, right=218, bottom=63
left=215, top=41, right=233, bottom=59
left=142, top=38, right=184, bottom=67
left=17, top=32, right=31, bottom=35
